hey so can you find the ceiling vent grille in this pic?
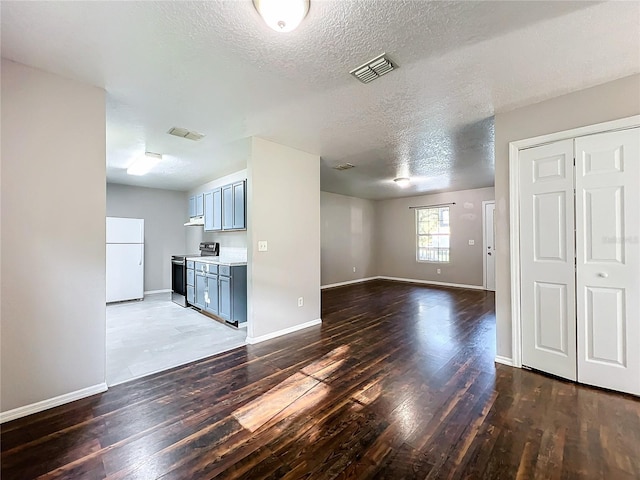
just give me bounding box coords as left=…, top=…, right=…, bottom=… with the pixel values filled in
left=167, top=127, right=205, bottom=141
left=350, top=53, right=396, bottom=84
left=333, top=163, right=355, bottom=171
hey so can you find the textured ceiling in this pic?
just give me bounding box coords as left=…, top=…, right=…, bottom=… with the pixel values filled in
left=2, top=1, right=639, bottom=199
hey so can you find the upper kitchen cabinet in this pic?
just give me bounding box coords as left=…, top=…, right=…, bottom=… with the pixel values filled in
left=188, top=196, right=196, bottom=218
left=196, top=193, right=204, bottom=217
left=204, top=188, right=222, bottom=232
left=188, top=194, right=205, bottom=218
left=222, top=180, right=246, bottom=230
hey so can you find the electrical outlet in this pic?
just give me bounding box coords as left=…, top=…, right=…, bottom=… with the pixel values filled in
left=258, top=240, right=268, bottom=252
left=437, top=268, right=441, bottom=274
left=353, top=267, right=356, bottom=273
left=468, top=239, right=475, bottom=246
left=298, top=297, right=304, bottom=307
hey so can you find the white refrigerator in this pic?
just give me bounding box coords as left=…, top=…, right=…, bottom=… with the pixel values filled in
left=106, top=217, right=144, bottom=303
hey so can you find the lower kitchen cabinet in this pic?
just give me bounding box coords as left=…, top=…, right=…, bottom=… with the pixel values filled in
left=191, top=262, right=247, bottom=326
left=205, top=272, right=219, bottom=315
left=194, top=271, right=206, bottom=309
left=218, top=266, right=247, bottom=326
left=218, top=275, right=231, bottom=321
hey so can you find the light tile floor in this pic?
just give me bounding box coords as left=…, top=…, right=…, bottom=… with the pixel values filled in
left=106, top=293, right=246, bottom=386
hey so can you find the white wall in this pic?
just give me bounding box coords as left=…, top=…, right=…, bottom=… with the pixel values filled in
left=321, top=192, right=377, bottom=286
left=247, top=138, right=321, bottom=340
left=494, top=73, right=640, bottom=360
left=106, top=183, right=187, bottom=292
left=186, top=169, right=248, bottom=254
left=1, top=60, right=107, bottom=415
left=376, top=187, right=495, bottom=286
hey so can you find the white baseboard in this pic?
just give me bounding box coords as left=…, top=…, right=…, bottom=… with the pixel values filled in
left=246, top=318, right=322, bottom=345
left=494, top=355, right=514, bottom=367
left=144, top=289, right=172, bottom=295
left=0, top=382, right=108, bottom=424
left=321, top=277, right=377, bottom=290
left=376, top=276, right=485, bottom=291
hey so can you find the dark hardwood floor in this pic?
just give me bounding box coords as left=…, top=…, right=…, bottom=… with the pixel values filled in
left=2, top=280, right=639, bottom=479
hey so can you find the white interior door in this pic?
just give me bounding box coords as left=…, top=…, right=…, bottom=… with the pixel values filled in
left=575, top=128, right=640, bottom=395
left=519, top=139, right=577, bottom=380
left=484, top=202, right=496, bottom=291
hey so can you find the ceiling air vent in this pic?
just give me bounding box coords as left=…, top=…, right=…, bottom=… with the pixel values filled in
left=350, top=53, right=396, bottom=84
left=167, top=127, right=205, bottom=141
left=333, top=163, right=355, bottom=171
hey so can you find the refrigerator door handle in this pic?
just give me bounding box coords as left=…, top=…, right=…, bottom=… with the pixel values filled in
left=139, top=244, right=143, bottom=265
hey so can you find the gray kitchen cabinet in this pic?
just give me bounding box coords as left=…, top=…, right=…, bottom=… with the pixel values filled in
left=186, top=285, right=195, bottom=304
left=194, top=271, right=206, bottom=309
left=217, top=265, right=247, bottom=326
left=232, top=181, right=245, bottom=229
left=192, top=261, right=246, bottom=327
left=188, top=196, right=196, bottom=218
left=195, top=193, right=204, bottom=217
left=204, top=188, right=222, bottom=232
left=218, top=275, right=231, bottom=321
left=205, top=272, right=219, bottom=315
left=189, top=194, right=204, bottom=218
left=222, top=185, right=233, bottom=230
left=222, top=180, right=246, bottom=231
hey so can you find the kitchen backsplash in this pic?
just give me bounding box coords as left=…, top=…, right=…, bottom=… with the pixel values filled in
left=219, top=247, right=247, bottom=263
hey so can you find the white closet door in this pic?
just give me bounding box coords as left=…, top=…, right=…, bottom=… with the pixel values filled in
left=520, top=140, right=577, bottom=380
left=575, top=128, right=640, bottom=395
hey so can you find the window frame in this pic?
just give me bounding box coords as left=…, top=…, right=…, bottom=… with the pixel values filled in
left=415, top=206, right=451, bottom=264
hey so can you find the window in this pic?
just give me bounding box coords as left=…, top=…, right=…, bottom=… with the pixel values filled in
left=416, top=206, right=450, bottom=262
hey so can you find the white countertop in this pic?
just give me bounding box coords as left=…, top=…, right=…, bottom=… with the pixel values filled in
left=185, top=256, right=247, bottom=267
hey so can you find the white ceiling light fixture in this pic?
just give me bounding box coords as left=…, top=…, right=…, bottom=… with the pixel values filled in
left=394, top=177, right=410, bottom=188
left=253, top=0, right=310, bottom=33
left=127, top=152, right=162, bottom=176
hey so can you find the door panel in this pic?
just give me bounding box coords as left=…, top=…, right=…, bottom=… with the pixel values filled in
left=212, top=188, right=222, bottom=231
left=219, top=276, right=231, bottom=321
left=106, top=217, right=144, bottom=243
left=575, top=128, right=639, bottom=395
left=585, top=287, right=625, bottom=366
left=204, top=191, right=214, bottom=231
left=232, top=181, right=246, bottom=229
left=534, top=282, right=569, bottom=355
left=205, top=274, right=219, bottom=315
left=533, top=192, right=567, bottom=261
left=222, top=185, right=233, bottom=230
left=584, top=187, right=624, bottom=263
left=195, top=273, right=206, bottom=309
left=106, top=244, right=144, bottom=302
left=520, top=139, right=577, bottom=380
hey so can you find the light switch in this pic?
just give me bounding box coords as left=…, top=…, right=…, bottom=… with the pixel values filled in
left=468, top=240, right=475, bottom=246
left=258, top=241, right=268, bottom=252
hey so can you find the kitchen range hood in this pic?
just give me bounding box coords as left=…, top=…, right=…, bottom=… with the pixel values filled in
left=184, top=217, right=204, bottom=227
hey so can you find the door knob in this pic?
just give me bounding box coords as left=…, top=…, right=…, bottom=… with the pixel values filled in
left=598, top=272, right=609, bottom=278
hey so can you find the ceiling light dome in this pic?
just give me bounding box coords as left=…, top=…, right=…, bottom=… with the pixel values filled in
left=253, top=0, right=310, bottom=33
left=394, top=177, right=411, bottom=188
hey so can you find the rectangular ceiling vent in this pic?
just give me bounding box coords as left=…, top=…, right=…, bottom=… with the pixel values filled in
left=333, top=163, right=355, bottom=171
left=350, top=53, right=396, bottom=84
left=167, top=127, right=205, bottom=141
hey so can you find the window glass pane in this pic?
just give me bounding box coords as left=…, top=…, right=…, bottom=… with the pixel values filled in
left=416, top=206, right=450, bottom=263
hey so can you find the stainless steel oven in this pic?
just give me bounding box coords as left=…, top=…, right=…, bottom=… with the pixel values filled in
left=171, top=255, right=188, bottom=307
